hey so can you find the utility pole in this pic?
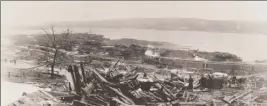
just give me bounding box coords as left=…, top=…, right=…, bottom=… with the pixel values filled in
left=89, top=28, right=92, bottom=34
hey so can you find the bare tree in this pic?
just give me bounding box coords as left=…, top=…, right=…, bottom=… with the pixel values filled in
left=40, top=26, right=71, bottom=79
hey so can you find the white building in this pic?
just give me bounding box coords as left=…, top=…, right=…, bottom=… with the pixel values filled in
left=145, top=45, right=160, bottom=57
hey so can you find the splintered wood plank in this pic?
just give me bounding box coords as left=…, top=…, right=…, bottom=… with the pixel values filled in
left=87, top=96, right=106, bottom=106
left=96, top=96, right=109, bottom=105
left=12, top=101, right=22, bottom=106
left=112, top=98, right=145, bottom=106
left=224, top=89, right=252, bottom=103
left=108, top=86, right=135, bottom=105
left=72, top=100, right=98, bottom=106
left=80, top=62, right=87, bottom=83
left=8, top=103, right=16, bottom=106
left=47, top=91, right=77, bottom=98
left=39, top=90, right=60, bottom=103
left=178, top=102, right=207, bottom=106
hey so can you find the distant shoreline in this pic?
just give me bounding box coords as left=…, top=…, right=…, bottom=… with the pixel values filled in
left=3, top=27, right=267, bottom=62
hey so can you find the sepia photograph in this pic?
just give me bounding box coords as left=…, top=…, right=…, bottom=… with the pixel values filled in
left=1, top=1, right=267, bottom=106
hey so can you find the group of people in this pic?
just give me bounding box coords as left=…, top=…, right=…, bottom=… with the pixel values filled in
left=198, top=74, right=224, bottom=90
left=186, top=74, right=214, bottom=91
left=185, top=74, right=224, bottom=91
left=143, top=71, right=243, bottom=91
left=3, top=59, right=17, bottom=65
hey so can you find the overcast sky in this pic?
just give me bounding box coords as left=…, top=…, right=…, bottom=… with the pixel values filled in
left=2, top=1, right=267, bottom=28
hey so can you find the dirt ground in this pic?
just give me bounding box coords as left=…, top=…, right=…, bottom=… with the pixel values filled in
left=1, top=61, right=68, bottom=92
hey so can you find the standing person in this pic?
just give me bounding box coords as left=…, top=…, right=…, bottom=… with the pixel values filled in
left=232, top=76, right=237, bottom=84
left=188, top=75, right=194, bottom=91
left=143, top=72, right=147, bottom=78
left=14, top=59, right=16, bottom=65
left=231, top=76, right=237, bottom=87
left=199, top=74, right=206, bottom=89
left=207, top=74, right=213, bottom=89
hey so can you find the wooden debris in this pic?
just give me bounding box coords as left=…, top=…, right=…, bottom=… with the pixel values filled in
left=16, top=60, right=265, bottom=106
left=223, top=89, right=252, bottom=104
left=72, top=100, right=97, bottom=106
left=80, top=62, right=87, bottom=83
left=178, top=102, right=207, bottom=106
left=8, top=90, right=70, bottom=106
left=112, top=98, right=145, bottom=106
left=108, top=86, right=135, bottom=105
left=68, top=65, right=76, bottom=91
left=73, top=65, right=82, bottom=96
left=39, top=90, right=60, bottom=103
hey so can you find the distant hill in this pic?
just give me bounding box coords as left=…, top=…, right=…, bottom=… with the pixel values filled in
left=255, top=60, right=267, bottom=63
left=52, top=18, right=267, bottom=34
left=12, top=32, right=242, bottom=62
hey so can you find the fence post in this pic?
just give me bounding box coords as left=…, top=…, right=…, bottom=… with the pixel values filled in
left=23, top=72, right=26, bottom=78
left=8, top=72, right=10, bottom=78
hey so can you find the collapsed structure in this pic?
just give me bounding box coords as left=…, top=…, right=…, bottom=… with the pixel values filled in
left=10, top=58, right=267, bottom=106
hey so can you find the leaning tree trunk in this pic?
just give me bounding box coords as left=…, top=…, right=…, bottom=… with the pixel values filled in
left=51, top=48, right=58, bottom=79
left=51, top=64, right=55, bottom=79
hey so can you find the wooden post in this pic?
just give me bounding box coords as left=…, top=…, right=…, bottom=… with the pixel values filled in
left=80, top=62, right=87, bottom=83
left=68, top=65, right=76, bottom=91
left=68, top=82, right=72, bottom=92
left=73, top=65, right=82, bottom=96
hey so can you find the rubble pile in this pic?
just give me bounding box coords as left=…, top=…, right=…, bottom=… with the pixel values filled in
left=59, top=60, right=211, bottom=106
left=9, top=60, right=267, bottom=106
left=31, top=58, right=261, bottom=106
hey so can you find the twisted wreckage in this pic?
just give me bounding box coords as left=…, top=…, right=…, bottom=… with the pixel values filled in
left=9, top=59, right=267, bottom=106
